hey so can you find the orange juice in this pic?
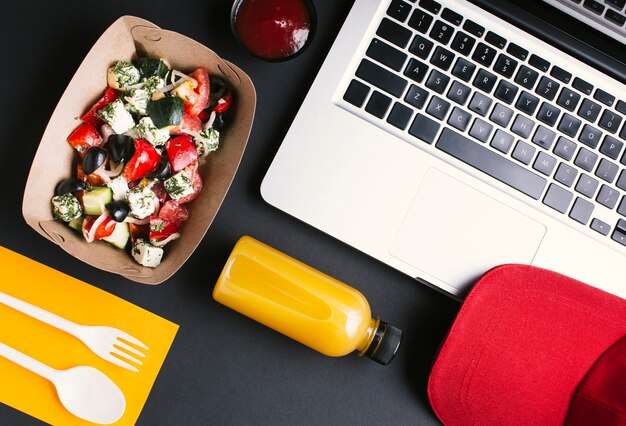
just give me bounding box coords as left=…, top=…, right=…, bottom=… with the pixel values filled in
left=213, top=236, right=402, bottom=364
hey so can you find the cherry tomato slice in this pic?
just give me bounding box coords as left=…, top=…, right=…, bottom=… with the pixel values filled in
left=122, top=139, right=161, bottom=181
left=149, top=217, right=179, bottom=242
left=188, top=68, right=210, bottom=117
left=165, top=135, right=198, bottom=173
left=213, top=92, right=232, bottom=113
left=82, top=215, right=116, bottom=240
left=67, top=123, right=103, bottom=156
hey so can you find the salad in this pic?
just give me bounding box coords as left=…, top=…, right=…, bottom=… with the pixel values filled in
left=51, top=56, right=233, bottom=268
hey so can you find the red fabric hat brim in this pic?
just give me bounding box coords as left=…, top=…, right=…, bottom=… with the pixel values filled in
left=428, top=264, right=626, bottom=426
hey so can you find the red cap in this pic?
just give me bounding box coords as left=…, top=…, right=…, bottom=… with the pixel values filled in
left=428, top=264, right=626, bottom=426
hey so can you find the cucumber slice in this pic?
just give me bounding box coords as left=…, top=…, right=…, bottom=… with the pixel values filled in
left=68, top=217, right=84, bottom=232
left=101, top=222, right=130, bottom=249
left=83, top=187, right=113, bottom=215
left=147, top=97, right=183, bottom=128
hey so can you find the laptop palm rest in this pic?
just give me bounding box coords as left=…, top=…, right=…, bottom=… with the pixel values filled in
left=390, top=168, right=547, bottom=293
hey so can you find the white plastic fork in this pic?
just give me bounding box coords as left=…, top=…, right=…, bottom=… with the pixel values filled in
left=0, top=291, right=148, bottom=372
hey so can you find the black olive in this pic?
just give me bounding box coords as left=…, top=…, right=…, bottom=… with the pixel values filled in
left=107, top=200, right=130, bottom=222
left=55, top=178, right=86, bottom=196
left=147, top=154, right=172, bottom=180
left=209, top=77, right=228, bottom=101
left=82, top=147, right=108, bottom=175
left=212, top=112, right=228, bottom=131
left=107, top=134, right=135, bottom=164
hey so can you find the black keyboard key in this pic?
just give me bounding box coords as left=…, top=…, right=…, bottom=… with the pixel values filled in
left=555, top=163, right=578, bottom=187
left=516, top=91, right=540, bottom=116
left=430, top=46, right=455, bottom=71
left=490, top=129, right=515, bottom=153
left=557, top=87, right=581, bottom=112
left=579, top=124, right=602, bottom=148
left=578, top=98, right=602, bottom=122
left=450, top=32, right=476, bottom=56
left=515, top=65, right=539, bottom=90
left=365, top=91, right=393, bottom=118
left=426, top=95, right=451, bottom=120
left=469, top=118, right=494, bottom=142
left=533, top=152, right=557, bottom=176
left=543, top=183, right=573, bottom=213
left=536, top=76, right=560, bottom=101
left=451, top=58, right=476, bottom=82
left=569, top=197, right=594, bottom=225
left=426, top=69, right=450, bottom=94
left=591, top=218, right=610, bottom=236
left=468, top=92, right=492, bottom=116
left=617, top=101, right=626, bottom=115
left=490, top=103, right=514, bottom=127
left=409, top=35, right=434, bottom=59
left=429, top=20, right=455, bottom=45
left=533, top=125, right=556, bottom=149
left=575, top=173, right=599, bottom=198
left=506, top=43, right=529, bottom=61
left=405, top=84, right=429, bottom=109
left=595, top=158, right=619, bottom=182
left=607, top=0, right=626, bottom=10
left=619, top=198, right=626, bottom=217
left=511, top=114, right=535, bottom=139
left=613, top=218, right=626, bottom=245
left=436, top=128, right=547, bottom=199
left=537, top=103, right=561, bottom=126
left=606, top=9, right=626, bottom=26
left=472, top=43, right=497, bottom=67
left=573, top=146, right=600, bottom=173
left=573, top=77, right=594, bottom=95
left=447, top=81, right=471, bottom=105
left=494, top=80, right=518, bottom=105
left=618, top=170, right=626, bottom=191
left=493, top=54, right=518, bottom=78
left=554, top=137, right=577, bottom=161
left=621, top=125, right=626, bottom=143
left=485, top=31, right=507, bottom=49
left=575, top=148, right=599, bottom=172
left=473, top=68, right=497, bottom=93
left=377, top=18, right=412, bottom=48
left=366, top=39, right=408, bottom=72
left=594, top=89, right=615, bottom=107
left=463, top=19, right=485, bottom=37
left=441, top=8, right=463, bottom=25
left=419, top=0, right=441, bottom=14
left=528, top=54, right=550, bottom=72
left=512, top=140, right=536, bottom=165
left=408, top=8, right=434, bottom=34
left=550, top=66, right=572, bottom=84
left=558, top=114, right=582, bottom=137
left=409, top=113, right=440, bottom=143
left=448, top=107, right=473, bottom=131
left=599, top=110, right=623, bottom=134
left=387, top=102, right=414, bottom=130
left=357, top=59, right=408, bottom=98
left=600, top=136, right=624, bottom=160
left=596, top=184, right=619, bottom=209
left=387, top=0, right=412, bottom=22
left=583, top=0, right=605, bottom=14
left=344, top=80, right=370, bottom=108
left=404, top=58, right=429, bottom=84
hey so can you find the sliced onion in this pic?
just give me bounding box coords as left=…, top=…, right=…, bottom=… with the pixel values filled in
left=125, top=81, right=146, bottom=90
left=101, top=124, right=115, bottom=141
left=124, top=216, right=150, bottom=225
left=100, top=161, right=124, bottom=178
left=204, top=111, right=217, bottom=130
left=157, top=69, right=198, bottom=93
left=83, top=211, right=109, bottom=243
left=92, top=165, right=111, bottom=183
left=151, top=233, right=180, bottom=247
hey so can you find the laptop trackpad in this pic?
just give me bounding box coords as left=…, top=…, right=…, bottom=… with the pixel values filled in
left=389, top=169, right=546, bottom=293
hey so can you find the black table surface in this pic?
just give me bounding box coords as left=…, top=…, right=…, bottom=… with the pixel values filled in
left=1, top=1, right=623, bottom=425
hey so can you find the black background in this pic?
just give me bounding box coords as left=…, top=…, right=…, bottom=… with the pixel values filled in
left=1, top=1, right=623, bottom=425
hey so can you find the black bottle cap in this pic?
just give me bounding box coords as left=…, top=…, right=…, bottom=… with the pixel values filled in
left=364, top=320, right=403, bottom=365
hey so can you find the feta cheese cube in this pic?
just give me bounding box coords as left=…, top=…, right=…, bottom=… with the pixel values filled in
left=132, top=239, right=163, bottom=268
left=125, top=186, right=157, bottom=219
left=107, top=175, right=129, bottom=201
left=196, top=128, right=220, bottom=160
left=124, top=88, right=150, bottom=115
left=164, top=170, right=194, bottom=201
left=97, top=99, right=135, bottom=134
left=52, top=193, right=82, bottom=222
left=107, top=61, right=141, bottom=90
left=135, top=117, right=170, bottom=146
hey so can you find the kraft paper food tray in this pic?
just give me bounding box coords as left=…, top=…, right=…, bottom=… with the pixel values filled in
left=22, top=16, right=256, bottom=284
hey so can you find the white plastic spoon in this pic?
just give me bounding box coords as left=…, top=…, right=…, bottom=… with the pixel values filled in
left=0, top=342, right=126, bottom=424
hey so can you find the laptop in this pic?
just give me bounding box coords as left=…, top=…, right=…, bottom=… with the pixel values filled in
left=261, top=0, right=626, bottom=299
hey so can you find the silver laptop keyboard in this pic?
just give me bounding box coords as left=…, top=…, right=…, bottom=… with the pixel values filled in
left=340, top=0, right=626, bottom=249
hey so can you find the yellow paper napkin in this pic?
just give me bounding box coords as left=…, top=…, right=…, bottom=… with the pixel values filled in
left=0, top=246, right=178, bottom=425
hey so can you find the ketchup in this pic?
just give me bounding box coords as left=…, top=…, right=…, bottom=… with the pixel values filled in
left=233, top=0, right=313, bottom=61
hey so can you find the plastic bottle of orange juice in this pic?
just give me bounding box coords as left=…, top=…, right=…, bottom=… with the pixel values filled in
left=213, top=236, right=402, bottom=365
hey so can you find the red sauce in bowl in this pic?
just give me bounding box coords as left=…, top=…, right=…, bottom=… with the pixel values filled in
left=233, top=0, right=314, bottom=61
